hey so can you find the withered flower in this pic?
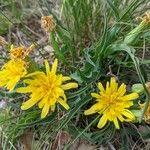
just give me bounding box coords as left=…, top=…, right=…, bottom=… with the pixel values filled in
left=41, top=16, right=56, bottom=32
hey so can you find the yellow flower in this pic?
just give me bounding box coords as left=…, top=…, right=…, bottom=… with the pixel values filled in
left=41, top=16, right=56, bottom=32
left=10, top=44, right=34, bottom=59
left=0, top=59, right=27, bottom=91
left=84, top=77, right=139, bottom=129
left=17, top=59, right=78, bottom=118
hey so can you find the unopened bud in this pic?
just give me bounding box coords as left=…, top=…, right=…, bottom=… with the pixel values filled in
left=124, top=11, right=150, bottom=45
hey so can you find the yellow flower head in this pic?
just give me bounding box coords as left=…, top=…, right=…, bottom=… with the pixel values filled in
left=0, top=59, right=27, bottom=91
left=10, top=44, right=34, bottom=59
left=84, top=77, right=139, bottom=129
left=17, top=59, right=78, bottom=118
left=41, top=16, right=56, bottom=32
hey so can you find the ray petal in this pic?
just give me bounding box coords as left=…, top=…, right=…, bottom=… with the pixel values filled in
left=84, top=103, right=101, bottom=115
left=98, top=82, right=105, bottom=93
left=41, top=103, right=50, bottom=118
left=21, top=97, right=41, bottom=110
left=51, top=59, right=58, bottom=74
left=122, top=93, right=139, bottom=101
left=44, top=60, right=50, bottom=75
left=97, top=115, right=108, bottom=128
left=58, top=98, right=69, bottom=110
left=113, top=117, right=120, bottom=129
left=61, top=83, right=78, bottom=90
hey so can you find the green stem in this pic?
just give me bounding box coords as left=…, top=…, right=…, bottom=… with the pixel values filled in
left=130, top=55, right=150, bottom=122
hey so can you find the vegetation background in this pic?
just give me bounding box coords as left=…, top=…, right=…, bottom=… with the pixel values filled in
left=0, top=0, right=150, bottom=149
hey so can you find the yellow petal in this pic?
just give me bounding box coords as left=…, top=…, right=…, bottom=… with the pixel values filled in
left=49, top=98, right=57, bottom=106
left=55, top=87, right=64, bottom=97
left=110, top=77, right=118, bottom=93
left=61, top=83, right=78, bottom=90
left=97, top=115, right=108, bottom=128
left=98, top=82, right=105, bottom=92
left=105, top=81, right=110, bottom=94
left=41, top=103, right=50, bottom=118
left=105, top=111, right=114, bottom=121
left=110, top=77, right=116, bottom=86
left=0, top=81, right=6, bottom=87
left=56, top=75, right=63, bottom=85
left=117, top=114, right=124, bottom=122
left=122, top=109, right=135, bottom=120
left=113, top=117, right=120, bottom=129
left=51, top=105, right=56, bottom=111
left=62, top=76, right=71, bottom=81
left=25, top=71, right=43, bottom=77
left=44, top=60, right=50, bottom=75
left=6, top=76, right=20, bottom=91
left=21, top=97, right=41, bottom=110
left=91, top=93, right=100, bottom=99
left=23, top=79, right=33, bottom=84
left=16, top=87, right=32, bottom=93
left=84, top=104, right=100, bottom=115
left=38, top=95, right=49, bottom=108
left=62, top=93, right=67, bottom=102
left=117, top=83, right=126, bottom=96
left=51, top=59, right=58, bottom=74
left=57, top=98, right=69, bottom=110
left=122, top=93, right=139, bottom=101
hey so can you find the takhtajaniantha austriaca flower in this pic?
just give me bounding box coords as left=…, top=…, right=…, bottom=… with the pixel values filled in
left=0, top=59, right=27, bottom=91
left=0, top=44, right=34, bottom=91
left=17, top=59, right=78, bottom=118
left=84, top=77, right=139, bottom=129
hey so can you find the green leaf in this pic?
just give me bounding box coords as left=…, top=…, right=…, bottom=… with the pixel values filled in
left=94, top=14, right=108, bottom=60
left=50, top=32, right=67, bottom=64
left=106, top=0, right=120, bottom=20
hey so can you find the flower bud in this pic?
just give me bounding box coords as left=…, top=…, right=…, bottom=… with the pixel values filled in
left=124, top=11, right=150, bottom=45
